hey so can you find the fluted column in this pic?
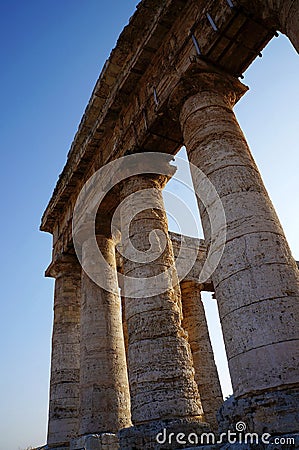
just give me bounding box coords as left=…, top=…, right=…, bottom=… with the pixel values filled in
left=181, top=280, right=223, bottom=431
left=79, top=233, right=131, bottom=436
left=238, top=0, right=299, bottom=53
left=47, top=254, right=81, bottom=447
left=120, top=170, right=205, bottom=427
left=174, top=65, right=299, bottom=432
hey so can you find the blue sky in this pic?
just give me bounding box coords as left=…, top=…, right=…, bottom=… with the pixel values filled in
left=0, top=2, right=298, bottom=449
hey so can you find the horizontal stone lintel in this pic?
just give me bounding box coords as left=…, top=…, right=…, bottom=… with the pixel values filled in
left=40, top=0, right=275, bottom=242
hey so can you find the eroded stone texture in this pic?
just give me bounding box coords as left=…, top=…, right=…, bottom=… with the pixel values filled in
left=120, top=294, right=128, bottom=358
left=181, top=280, right=223, bottom=432
left=47, top=254, right=81, bottom=446
left=119, top=418, right=210, bottom=450
left=79, top=234, right=131, bottom=436
left=169, top=232, right=214, bottom=292
left=71, top=432, right=119, bottom=450
left=40, top=0, right=299, bottom=446
left=119, top=169, right=205, bottom=428
left=238, top=0, right=299, bottom=53
left=177, top=66, right=299, bottom=430
left=218, top=387, right=299, bottom=436
left=40, top=0, right=278, bottom=245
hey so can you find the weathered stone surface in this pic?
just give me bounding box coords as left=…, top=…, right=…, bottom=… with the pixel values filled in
left=178, top=68, right=299, bottom=425
left=40, top=0, right=276, bottom=250
left=181, top=280, right=223, bottom=432
left=70, top=433, right=119, bottom=450
left=218, top=388, right=299, bottom=436
left=118, top=231, right=213, bottom=293
left=237, top=0, right=299, bottom=52
left=40, top=0, right=299, bottom=447
left=46, top=254, right=81, bottom=446
left=79, top=234, right=131, bottom=435
left=169, top=232, right=213, bottom=291
left=119, top=418, right=210, bottom=450
left=120, top=172, right=205, bottom=428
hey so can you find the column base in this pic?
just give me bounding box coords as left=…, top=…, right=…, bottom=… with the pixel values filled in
left=217, top=386, right=299, bottom=435
left=70, top=433, right=119, bottom=450
left=118, top=418, right=210, bottom=450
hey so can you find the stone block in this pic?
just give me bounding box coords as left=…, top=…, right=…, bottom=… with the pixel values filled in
left=70, top=433, right=119, bottom=450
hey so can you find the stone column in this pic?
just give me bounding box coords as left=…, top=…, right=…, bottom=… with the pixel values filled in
left=175, top=65, right=299, bottom=433
left=121, top=294, right=129, bottom=357
left=116, top=260, right=129, bottom=357
left=78, top=232, right=131, bottom=440
left=238, top=0, right=299, bottom=53
left=46, top=254, right=81, bottom=447
left=119, top=163, right=208, bottom=448
left=181, top=280, right=223, bottom=431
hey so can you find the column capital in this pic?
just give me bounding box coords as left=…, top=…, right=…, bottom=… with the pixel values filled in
left=168, top=61, right=248, bottom=122
left=180, top=279, right=204, bottom=291
left=45, top=252, right=81, bottom=279
left=118, top=152, right=176, bottom=191
left=73, top=215, right=119, bottom=256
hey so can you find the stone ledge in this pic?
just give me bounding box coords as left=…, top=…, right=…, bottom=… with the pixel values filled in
left=217, top=388, right=299, bottom=437
left=70, top=433, right=118, bottom=450
left=119, top=418, right=210, bottom=450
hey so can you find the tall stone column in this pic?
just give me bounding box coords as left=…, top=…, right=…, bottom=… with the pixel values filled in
left=78, top=232, right=131, bottom=442
left=238, top=0, right=299, bottom=53
left=119, top=164, right=208, bottom=449
left=175, top=65, right=299, bottom=433
left=46, top=254, right=81, bottom=447
left=180, top=280, right=223, bottom=432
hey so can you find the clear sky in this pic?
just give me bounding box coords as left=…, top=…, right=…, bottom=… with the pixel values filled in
left=0, top=2, right=298, bottom=450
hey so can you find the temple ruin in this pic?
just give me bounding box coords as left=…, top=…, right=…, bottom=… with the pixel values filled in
left=40, top=0, right=299, bottom=448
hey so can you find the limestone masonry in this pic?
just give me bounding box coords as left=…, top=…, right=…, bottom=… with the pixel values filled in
left=40, top=0, right=299, bottom=449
